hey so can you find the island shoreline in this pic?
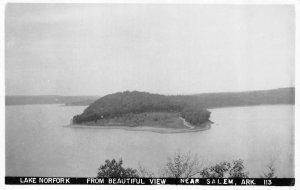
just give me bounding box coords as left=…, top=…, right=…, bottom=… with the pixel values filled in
left=65, top=121, right=212, bottom=134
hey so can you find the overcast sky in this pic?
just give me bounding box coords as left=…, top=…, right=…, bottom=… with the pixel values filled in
left=5, top=4, right=294, bottom=96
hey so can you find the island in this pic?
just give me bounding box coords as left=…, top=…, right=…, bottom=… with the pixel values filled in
left=71, top=91, right=213, bottom=133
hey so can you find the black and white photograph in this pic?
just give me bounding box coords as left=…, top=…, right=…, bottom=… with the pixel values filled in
left=1, top=0, right=299, bottom=187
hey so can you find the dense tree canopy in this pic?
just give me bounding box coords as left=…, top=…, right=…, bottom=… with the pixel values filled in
left=73, top=91, right=185, bottom=124
left=97, top=159, right=139, bottom=177
left=180, top=105, right=211, bottom=126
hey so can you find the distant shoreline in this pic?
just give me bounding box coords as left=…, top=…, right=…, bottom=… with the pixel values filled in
left=5, top=87, right=295, bottom=106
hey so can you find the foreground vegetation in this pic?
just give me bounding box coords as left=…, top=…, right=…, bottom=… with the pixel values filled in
left=97, top=152, right=277, bottom=178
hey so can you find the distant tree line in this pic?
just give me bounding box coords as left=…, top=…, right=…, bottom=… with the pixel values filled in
left=172, top=87, right=294, bottom=109
left=5, top=95, right=99, bottom=106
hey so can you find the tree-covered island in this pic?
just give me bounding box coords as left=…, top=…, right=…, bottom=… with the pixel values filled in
left=71, top=87, right=294, bottom=132
left=72, top=91, right=212, bottom=132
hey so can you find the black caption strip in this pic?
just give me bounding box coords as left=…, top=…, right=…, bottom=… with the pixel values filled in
left=5, top=177, right=295, bottom=186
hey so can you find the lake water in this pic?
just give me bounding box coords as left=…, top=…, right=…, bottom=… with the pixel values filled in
left=5, top=105, right=294, bottom=177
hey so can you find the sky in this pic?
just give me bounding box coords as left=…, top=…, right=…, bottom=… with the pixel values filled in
left=5, top=4, right=295, bottom=96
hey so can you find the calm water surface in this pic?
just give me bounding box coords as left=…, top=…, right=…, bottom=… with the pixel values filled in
left=6, top=105, right=294, bottom=177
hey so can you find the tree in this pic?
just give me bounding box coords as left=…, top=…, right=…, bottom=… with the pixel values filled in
left=229, top=159, right=249, bottom=178
left=200, top=161, right=231, bottom=178
left=97, top=159, right=139, bottom=177
left=138, top=163, right=154, bottom=177
left=262, top=157, right=277, bottom=178
left=200, top=159, right=248, bottom=178
left=162, top=151, right=204, bottom=178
